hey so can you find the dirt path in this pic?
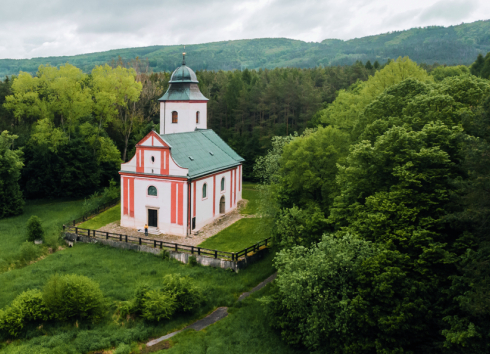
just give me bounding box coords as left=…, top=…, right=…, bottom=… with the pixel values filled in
left=146, top=272, right=277, bottom=348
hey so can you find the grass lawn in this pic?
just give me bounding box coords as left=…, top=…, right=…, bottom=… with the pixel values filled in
left=0, top=199, right=85, bottom=263
left=0, top=243, right=275, bottom=353
left=241, top=183, right=260, bottom=215
left=159, top=284, right=301, bottom=354
left=79, top=203, right=121, bottom=229
left=197, top=218, right=270, bottom=252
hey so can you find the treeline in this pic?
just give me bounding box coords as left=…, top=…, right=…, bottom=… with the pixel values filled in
left=0, top=60, right=379, bottom=216
left=256, top=57, right=490, bottom=352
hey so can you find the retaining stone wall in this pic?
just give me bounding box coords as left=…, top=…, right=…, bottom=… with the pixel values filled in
left=64, top=233, right=268, bottom=272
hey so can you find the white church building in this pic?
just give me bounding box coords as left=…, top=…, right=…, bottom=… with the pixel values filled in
left=119, top=56, right=244, bottom=237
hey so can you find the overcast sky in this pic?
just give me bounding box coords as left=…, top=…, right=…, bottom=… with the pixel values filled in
left=0, top=0, right=489, bottom=59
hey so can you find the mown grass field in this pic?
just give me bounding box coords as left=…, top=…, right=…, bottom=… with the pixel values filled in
left=0, top=199, right=85, bottom=263
left=78, top=203, right=120, bottom=229
left=241, top=183, right=260, bottom=215
left=197, top=218, right=270, bottom=252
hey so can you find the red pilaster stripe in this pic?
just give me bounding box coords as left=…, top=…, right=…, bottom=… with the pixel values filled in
left=123, top=177, right=128, bottom=215
left=239, top=165, right=241, bottom=191
left=193, top=181, right=196, bottom=217
left=178, top=183, right=184, bottom=226
left=230, top=170, right=233, bottom=208
left=234, top=167, right=237, bottom=205
left=129, top=178, right=134, bottom=217
left=136, top=148, right=144, bottom=173
left=171, top=182, right=176, bottom=224
left=213, top=175, right=216, bottom=217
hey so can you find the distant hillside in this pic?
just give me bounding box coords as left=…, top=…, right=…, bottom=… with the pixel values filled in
left=1, top=20, right=489, bottom=77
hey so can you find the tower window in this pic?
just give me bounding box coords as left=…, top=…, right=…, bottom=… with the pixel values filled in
left=221, top=177, right=225, bottom=191
left=202, top=183, right=207, bottom=198
left=148, top=186, right=157, bottom=196
left=172, top=111, right=178, bottom=123
left=196, top=111, right=200, bottom=123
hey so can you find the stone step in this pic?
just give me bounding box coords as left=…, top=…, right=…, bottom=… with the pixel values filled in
left=137, top=228, right=161, bottom=236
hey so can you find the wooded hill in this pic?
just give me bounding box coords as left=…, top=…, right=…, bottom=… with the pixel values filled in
left=1, top=20, right=489, bottom=77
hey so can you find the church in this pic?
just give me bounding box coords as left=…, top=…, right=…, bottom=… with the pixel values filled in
left=119, top=55, right=244, bottom=237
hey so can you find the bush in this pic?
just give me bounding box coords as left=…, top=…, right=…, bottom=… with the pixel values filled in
left=0, top=289, right=50, bottom=337
left=141, top=290, right=176, bottom=321
left=188, top=255, right=197, bottom=266
left=114, top=343, right=131, bottom=354
left=161, top=274, right=205, bottom=312
left=19, top=242, right=41, bottom=263
left=43, top=274, right=105, bottom=322
left=26, top=215, right=44, bottom=242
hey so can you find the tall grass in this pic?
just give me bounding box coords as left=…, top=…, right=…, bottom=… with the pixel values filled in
left=78, top=203, right=121, bottom=229
left=0, top=199, right=85, bottom=270
left=161, top=285, right=301, bottom=354
left=0, top=243, right=275, bottom=353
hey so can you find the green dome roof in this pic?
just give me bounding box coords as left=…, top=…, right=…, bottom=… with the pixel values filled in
left=169, top=64, right=199, bottom=84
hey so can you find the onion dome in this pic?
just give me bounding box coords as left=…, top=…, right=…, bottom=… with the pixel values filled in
left=158, top=52, right=208, bottom=101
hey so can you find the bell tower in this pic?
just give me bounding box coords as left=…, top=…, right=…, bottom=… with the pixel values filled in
left=158, top=51, right=209, bottom=135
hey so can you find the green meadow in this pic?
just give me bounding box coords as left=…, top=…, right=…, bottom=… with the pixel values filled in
left=78, top=203, right=120, bottom=229
left=0, top=199, right=85, bottom=265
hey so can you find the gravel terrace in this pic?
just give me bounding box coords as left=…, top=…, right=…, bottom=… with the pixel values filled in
left=96, top=199, right=253, bottom=247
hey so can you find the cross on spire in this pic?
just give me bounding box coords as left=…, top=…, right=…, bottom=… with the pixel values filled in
left=182, top=45, right=186, bottom=65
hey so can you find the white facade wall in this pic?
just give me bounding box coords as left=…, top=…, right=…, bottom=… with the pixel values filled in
left=120, top=176, right=188, bottom=236
left=159, top=101, right=207, bottom=135
left=191, top=167, right=243, bottom=231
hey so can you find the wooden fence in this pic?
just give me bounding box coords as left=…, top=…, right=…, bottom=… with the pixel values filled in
left=63, top=225, right=272, bottom=262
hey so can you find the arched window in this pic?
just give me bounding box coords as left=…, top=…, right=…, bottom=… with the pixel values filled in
left=148, top=186, right=157, bottom=196
left=196, top=111, right=200, bottom=123
left=172, top=111, right=178, bottom=123
left=151, top=156, right=155, bottom=162
left=221, top=177, right=225, bottom=191
left=202, top=183, right=207, bottom=198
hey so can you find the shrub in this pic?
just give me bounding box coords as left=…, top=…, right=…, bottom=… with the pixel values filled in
left=26, top=215, right=44, bottom=242
left=114, top=343, right=131, bottom=354
left=0, top=289, right=50, bottom=337
left=161, top=274, right=205, bottom=312
left=82, top=179, right=120, bottom=216
left=141, top=290, right=176, bottom=321
left=188, top=255, right=197, bottom=266
left=19, top=241, right=41, bottom=263
left=43, top=274, right=105, bottom=322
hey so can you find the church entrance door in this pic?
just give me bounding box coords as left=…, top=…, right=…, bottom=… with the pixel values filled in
left=148, top=209, right=158, bottom=227
left=219, top=196, right=225, bottom=214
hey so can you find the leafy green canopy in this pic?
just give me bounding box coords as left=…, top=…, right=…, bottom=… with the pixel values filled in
left=0, top=131, right=24, bottom=218
left=267, top=57, right=490, bottom=352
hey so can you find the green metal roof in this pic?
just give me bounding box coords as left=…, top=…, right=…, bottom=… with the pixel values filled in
left=160, top=129, right=244, bottom=178
left=158, top=83, right=208, bottom=101
left=169, top=64, right=199, bottom=83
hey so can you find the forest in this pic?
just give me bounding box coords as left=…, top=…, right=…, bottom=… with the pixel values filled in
left=254, top=55, right=490, bottom=353
left=1, top=44, right=490, bottom=353
left=0, top=19, right=489, bottom=78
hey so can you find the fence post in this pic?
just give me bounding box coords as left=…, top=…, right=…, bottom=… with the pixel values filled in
left=215, top=250, right=217, bottom=259
left=265, top=239, right=268, bottom=246
left=119, top=234, right=121, bottom=241
left=160, top=241, right=162, bottom=249
left=198, top=247, right=201, bottom=256
left=75, top=227, right=78, bottom=234
left=154, top=240, right=156, bottom=248
left=139, top=238, right=141, bottom=245
left=232, top=253, right=235, bottom=261
left=191, top=246, right=194, bottom=254
left=63, top=225, right=65, bottom=232
left=73, top=220, right=75, bottom=226
left=106, top=232, right=108, bottom=240
left=88, top=229, right=90, bottom=237
left=175, top=244, right=178, bottom=252
left=125, top=235, right=128, bottom=243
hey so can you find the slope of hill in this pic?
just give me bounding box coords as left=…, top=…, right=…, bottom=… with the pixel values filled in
left=0, top=20, right=489, bottom=77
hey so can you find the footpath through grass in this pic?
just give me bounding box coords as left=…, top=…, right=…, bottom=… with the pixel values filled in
left=78, top=203, right=120, bottom=229
left=0, top=243, right=275, bottom=353
left=0, top=199, right=85, bottom=263
left=158, top=284, right=301, bottom=354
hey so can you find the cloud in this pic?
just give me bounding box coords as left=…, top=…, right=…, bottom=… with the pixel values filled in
left=0, top=0, right=488, bottom=59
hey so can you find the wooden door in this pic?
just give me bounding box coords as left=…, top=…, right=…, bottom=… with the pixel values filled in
left=220, top=196, right=225, bottom=214
left=148, top=209, right=158, bottom=227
